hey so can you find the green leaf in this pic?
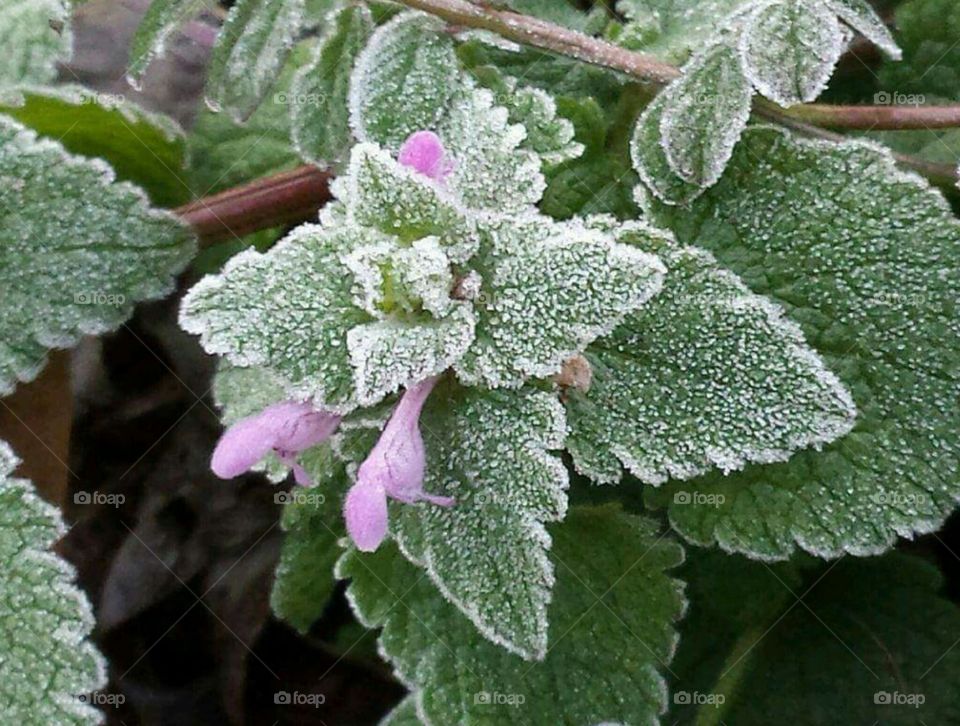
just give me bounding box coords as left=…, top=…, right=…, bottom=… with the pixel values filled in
left=566, top=221, right=856, bottom=486
left=500, top=0, right=599, bottom=32
left=658, top=42, right=754, bottom=189
left=291, top=3, right=373, bottom=166
left=0, top=0, right=71, bottom=84
left=0, top=117, right=195, bottom=396
left=381, top=695, right=421, bottom=725
left=828, top=0, right=901, bottom=59
left=740, top=0, right=849, bottom=107
left=205, top=0, right=305, bottom=121
left=454, top=214, right=666, bottom=389
left=613, top=0, right=747, bottom=63
left=339, top=505, right=686, bottom=723
left=672, top=549, right=960, bottom=723
left=644, top=127, right=960, bottom=560
left=0, top=84, right=188, bottom=207
left=877, top=0, right=960, bottom=101
left=390, top=382, right=568, bottom=659
left=127, top=0, right=214, bottom=84
left=270, top=448, right=348, bottom=633
left=0, top=440, right=106, bottom=724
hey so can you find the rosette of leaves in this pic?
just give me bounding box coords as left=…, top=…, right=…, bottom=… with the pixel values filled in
left=629, top=0, right=902, bottom=203
left=183, top=10, right=860, bottom=684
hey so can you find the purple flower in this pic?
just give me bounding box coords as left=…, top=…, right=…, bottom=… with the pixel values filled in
left=211, top=401, right=341, bottom=486
left=344, top=376, right=455, bottom=552
left=398, top=130, right=454, bottom=182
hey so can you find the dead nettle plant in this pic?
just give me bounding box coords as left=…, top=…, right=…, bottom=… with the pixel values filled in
left=4, top=0, right=960, bottom=723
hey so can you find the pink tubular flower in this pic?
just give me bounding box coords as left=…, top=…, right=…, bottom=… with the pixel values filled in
left=211, top=401, right=341, bottom=486
left=344, top=377, right=455, bottom=552
left=398, top=130, right=454, bottom=182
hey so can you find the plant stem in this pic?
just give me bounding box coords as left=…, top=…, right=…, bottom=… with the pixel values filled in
left=397, top=0, right=960, bottom=134
left=175, top=165, right=333, bottom=246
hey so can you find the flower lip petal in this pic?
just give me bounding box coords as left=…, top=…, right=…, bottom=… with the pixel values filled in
left=344, top=481, right=389, bottom=552
left=211, top=413, right=279, bottom=479
left=398, top=130, right=454, bottom=182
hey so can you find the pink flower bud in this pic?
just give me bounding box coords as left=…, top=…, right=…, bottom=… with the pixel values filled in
left=398, top=130, right=454, bottom=182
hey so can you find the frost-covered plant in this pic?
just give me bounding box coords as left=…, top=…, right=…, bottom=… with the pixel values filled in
left=5, top=0, right=960, bottom=723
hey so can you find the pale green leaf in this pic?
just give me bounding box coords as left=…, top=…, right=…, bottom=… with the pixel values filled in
left=828, top=0, right=901, bottom=59
left=566, top=221, right=856, bottom=485
left=455, top=214, right=666, bottom=389
left=644, top=127, right=960, bottom=560
left=613, top=0, right=747, bottom=62
left=877, top=0, right=959, bottom=101
left=387, top=383, right=568, bottom=659
left=291, top=3, right=373, bottom=166
left=205, top=0, right=305, bottom=121
left=0, top=117, right=195, bottom=395
left=380, top=695, right=421, bottom=725
left=0, top=0, right=71, bottom=84
left=740, top=0, right=850, bottom=107
left=127, top=0, right=214, bottom=84
left=339, top=505, right=686, bottom=724
left=0, top=440, right=106, bottom=724
left=671, top=550, right=960, bottom=723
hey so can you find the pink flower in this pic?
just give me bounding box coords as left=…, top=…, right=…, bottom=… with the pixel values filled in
left=211, top=401, right=341, bottom=486
left=344, top=377, right=455, bottom=551
left=398, top=130, right=454, bottom=182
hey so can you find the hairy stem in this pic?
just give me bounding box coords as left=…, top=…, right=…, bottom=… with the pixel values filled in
left=175, top=165, right=333, bottom=246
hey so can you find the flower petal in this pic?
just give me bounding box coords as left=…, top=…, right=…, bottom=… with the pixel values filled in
left=344, top=481, right=389, bottom=552
left=211, top=413, right=279, bottom=479
left=398, top=130, right=453, bottom=182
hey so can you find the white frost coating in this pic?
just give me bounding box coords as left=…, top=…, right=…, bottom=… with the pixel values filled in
left=496, top=76, right=584, bottom=166
left=0, top=116, right=194, bottom=395
left=455, top=215, right=666, bottom=388
left=391, top=388, right=570, bottom=660
left=0, top=441, right=107, bottom=724
left=0, top=0, right=72, bottom=85
left=567, top=222, right=857, bottom=486
left=740, top=0, right=851, bottom=107
left=347, top=306, right=476, bottom=406
left=827, top=0, right=901, bottom=59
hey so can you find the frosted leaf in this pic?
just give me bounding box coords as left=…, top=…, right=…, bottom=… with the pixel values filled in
left=339, top=505, right=686, bottom=722
left=0, top=117, right=195, bottom=396
left=383, top=383, right=568, bottom=659
left=0, top=441, right=107, bottom=724
left=348, top=11, right=460, bottom=150
left=470, top=68, right=583, bottom=167
left=437, top=86, right=546, bottom=212
left=0, top=84, right=187, bottom=207
left=213, top=362, right=292, bottom=482
left=613, top=0, right=749, bottom=62
left=205, top=0, right=305, bottom=121
left=181, top=224, right=374, bottom=410
left=290, top=3, right=373, bottom=166
left=127, top=0, right=215, bottom=84
left=566, top=222, right=857, bottom=485
left=630, top=92, right=706, bottom=205
left=347, top=306, right=476, bottom=406
left=659, top=41, right=754, bottom=187
left=645, top=127, right=960, bottom=560
left=827, top=0, right=901, bottom=59
left=380, top=695, right=421, bottom=726
left=455, top=215, right=666, bottom=388
left=341, top=143, right=479, bottom=264
left=500, top=0, right=599, bottom=32
left=0, top=0, right=71, bottom=84
left=740, top=0, right=851, bottom=107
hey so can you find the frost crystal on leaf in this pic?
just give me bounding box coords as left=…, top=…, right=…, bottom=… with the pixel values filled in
left=566, top=221, right=857, bottom=485
left=0, top=0, right=72, bottom=85
left=0, top=117, right=195, bottom=396
left=0, top=441, right=107, bottom=725
left=388, top=383, right=570, bottom=659
left=339, top=505, right=686, bottom=722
